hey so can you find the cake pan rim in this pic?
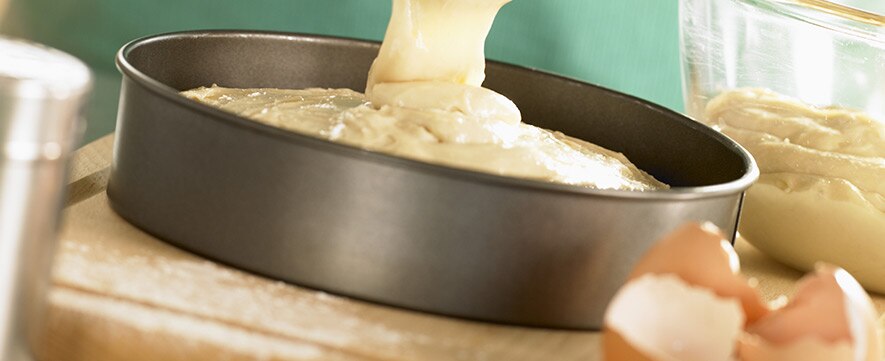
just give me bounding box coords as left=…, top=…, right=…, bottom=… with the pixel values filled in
left=115, top=29, right=759, bottom=200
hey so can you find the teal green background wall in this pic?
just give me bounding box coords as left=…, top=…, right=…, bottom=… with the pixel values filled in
left=1, top=0, right=682, bottom=143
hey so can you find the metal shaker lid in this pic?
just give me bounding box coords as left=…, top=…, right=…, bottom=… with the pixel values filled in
left=0, top=37, right=92, bottom=161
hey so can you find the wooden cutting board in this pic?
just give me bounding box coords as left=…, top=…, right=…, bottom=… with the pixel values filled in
left=36, top=134, right=885, bottom=361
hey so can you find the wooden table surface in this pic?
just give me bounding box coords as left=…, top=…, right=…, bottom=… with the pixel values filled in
left=37, top=134, right=885, bottom=361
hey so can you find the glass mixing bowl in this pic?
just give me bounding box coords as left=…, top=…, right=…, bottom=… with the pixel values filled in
left=680, top=0, right=885, bottom=292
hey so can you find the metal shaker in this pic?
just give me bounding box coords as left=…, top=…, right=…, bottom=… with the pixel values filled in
left=0, top=37, right=91, bottom=361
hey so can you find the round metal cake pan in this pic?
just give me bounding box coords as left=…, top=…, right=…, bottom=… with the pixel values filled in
left=109, top=30, right=758, bottom=330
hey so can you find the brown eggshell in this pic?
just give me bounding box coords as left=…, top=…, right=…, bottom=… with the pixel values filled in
left=740, top=264, right=881, bottom=361
left=746, top=265, right=851, bottom=345
left=628, top=223, right=769, bottom=325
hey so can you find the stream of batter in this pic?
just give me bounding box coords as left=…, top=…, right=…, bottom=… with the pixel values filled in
left=181, top=0, right=667, bottom=191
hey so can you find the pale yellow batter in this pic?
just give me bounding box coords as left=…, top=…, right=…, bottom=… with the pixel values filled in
left=704, top=88, right=885, bottom=293
left=182, top=86, right=665, bottom=190
left=181, top=0, right=667, bottom=191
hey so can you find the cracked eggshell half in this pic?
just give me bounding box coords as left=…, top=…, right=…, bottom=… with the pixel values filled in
left=603, top=223, right=766, bottom=361
left=739, top=264, right=881, bottom=361
left=627, top=223, right=769, bottom=324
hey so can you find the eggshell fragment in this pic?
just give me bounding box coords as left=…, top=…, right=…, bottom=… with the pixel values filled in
left=739, top=264, right=881, bottom=361
left=604, top=273, right=744, bottom=361
left=628, top=223, right=769, bottom=324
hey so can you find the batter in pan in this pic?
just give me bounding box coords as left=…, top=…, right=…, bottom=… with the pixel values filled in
left=182, top=0, right=667, bottom=191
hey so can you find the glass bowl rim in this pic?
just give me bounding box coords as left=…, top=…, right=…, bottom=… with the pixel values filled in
left=741, top=0, right=885, bottom=43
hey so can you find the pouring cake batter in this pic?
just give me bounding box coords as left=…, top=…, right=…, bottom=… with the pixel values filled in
left=182, top=0, right=667, bottom=191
